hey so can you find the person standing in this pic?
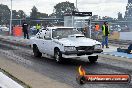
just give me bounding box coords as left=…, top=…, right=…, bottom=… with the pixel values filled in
left=83, top=27, right=87, bottom=37
left=36, top=24, right=41, bottom=34
left=94, top=23, right=100, bottom=40
left=22, top=21, right=29, bottom=39
left=102, top=22, right=110, bottom=48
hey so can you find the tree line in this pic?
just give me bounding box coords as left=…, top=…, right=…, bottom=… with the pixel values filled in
left=0, top=1, right=75, bottom=26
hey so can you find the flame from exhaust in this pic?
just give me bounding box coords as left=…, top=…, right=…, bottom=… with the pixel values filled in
left=78, top=66, right=86, bottom=76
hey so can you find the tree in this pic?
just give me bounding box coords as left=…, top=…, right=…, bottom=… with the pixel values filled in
left=18, top=10, right=26, bottom=19
left=30, top=6, right=49, bottom=26
left=36, top=12, right=49, bottom=26
left=0, top=4, right=10, bottom=25
left=53, top=1, right=76, bottom=18
left=11, top=10, right=26, bottom=25
left=30, top=6, right=38, bottom=25
left=37, top=12, right=48, bottom=18
left=30, top=6, right=38, bottom=19
left=12, top=10, right=18, bottom=25
left=12, top=10, right=17, bottom=19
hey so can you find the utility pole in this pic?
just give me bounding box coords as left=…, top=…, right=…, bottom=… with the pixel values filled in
left=76, top=0, right=78, bottom=11
left=89, top=17, right=92, bottom=38
left=9, top=0, right=13, bottom=35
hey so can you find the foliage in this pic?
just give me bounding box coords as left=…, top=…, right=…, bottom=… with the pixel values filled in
left=30, top=6, right=38, bottom=19
left=18, top=10, right=26, bottom=19
left=0, top=4, right=26, bottom=25
left=0, top=4, right=10, bottom=25
left=30, top=6, right=48, bottom=26
left=53, top=1, right=76, bottom=18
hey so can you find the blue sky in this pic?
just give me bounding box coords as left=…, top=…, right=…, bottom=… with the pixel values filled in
left=0, top=0, right=128, bottom=18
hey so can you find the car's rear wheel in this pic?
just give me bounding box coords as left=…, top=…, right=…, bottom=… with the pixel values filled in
left=88, top=55, right=98, bottom=63
left=33, top=45, right=42, bottom=57
left=54, top=49, right=63, bottom=63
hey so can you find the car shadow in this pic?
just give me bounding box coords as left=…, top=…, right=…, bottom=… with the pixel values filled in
left=33, top=54, right=98, bottom=67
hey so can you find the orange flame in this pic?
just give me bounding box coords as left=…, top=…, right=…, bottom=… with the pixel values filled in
left=78, top=66, right=86, bottom=76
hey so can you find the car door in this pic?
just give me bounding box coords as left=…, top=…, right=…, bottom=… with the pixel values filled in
left=42, top=29, right=53, bottom=55
left=35, top=31, right=45, bottom=53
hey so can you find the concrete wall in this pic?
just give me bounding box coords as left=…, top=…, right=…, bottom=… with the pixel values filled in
left=109, top=31, right=120, bottom=40
left=64, top=16, right=73, bottom=27
left=120, top=32, right=132, bottom=40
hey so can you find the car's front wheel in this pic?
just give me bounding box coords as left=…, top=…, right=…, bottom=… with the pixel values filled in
left=54, top=49, right=63, bottom=63
left=33, top=45, right=42, bottom=57
left=88, top=55, right=98, bottom=63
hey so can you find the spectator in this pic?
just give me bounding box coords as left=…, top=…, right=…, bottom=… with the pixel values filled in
left=22, top=21, right=29, bottom=39
left=94, top=23, right=100, bottom=40
left=102, top=22, right=110, bottom=48
left=36, top=24, right=41, bottom=34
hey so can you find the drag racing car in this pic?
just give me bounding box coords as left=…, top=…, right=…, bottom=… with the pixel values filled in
left=30, top=27, right=103, bottom=63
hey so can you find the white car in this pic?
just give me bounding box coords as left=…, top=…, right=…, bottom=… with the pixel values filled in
left=0, top=26, right=9, bottom=31
left=30, top=27, right=103, bottom=63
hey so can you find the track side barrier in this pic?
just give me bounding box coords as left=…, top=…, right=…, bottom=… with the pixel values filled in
left=13, top=26, right=23, bottom=37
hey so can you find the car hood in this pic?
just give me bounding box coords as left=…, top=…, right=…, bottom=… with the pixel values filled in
left=53, top=37, right=101, bottom=47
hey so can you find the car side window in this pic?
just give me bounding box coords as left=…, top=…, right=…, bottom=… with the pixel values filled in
left=44, top=30, right=51, bottom=40
left=36, top=32, right=43, bottom=39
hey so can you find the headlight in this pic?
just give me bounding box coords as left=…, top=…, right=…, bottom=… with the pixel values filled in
left=64, top=46, right=76, bottom=51
left=95, top=44, right=101, bottom=49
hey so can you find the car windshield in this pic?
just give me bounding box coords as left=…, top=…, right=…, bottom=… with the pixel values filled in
left=52, top=28, right=82, bottom=39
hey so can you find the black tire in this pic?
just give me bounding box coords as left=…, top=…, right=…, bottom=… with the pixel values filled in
left=54, top=49, right=63, bottom=63
left=76, top=76, right=86, bottom=85
left=88, top=55, right=98, bottom=63
left=33, top=45, right=42, bottom=57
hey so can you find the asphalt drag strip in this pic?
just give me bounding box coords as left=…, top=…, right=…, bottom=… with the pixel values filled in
left=0, top=41, right=132, bottom=88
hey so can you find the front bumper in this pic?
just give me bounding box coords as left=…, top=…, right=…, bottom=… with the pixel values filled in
left=94, top=49, right=103, bottom=53
left=62, top=54, right=99, bottom=59
left=61, top=49, right=103, bottom=55
left=61, top=49, right=103, bottom=58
